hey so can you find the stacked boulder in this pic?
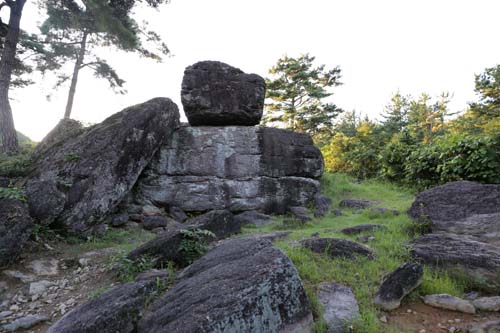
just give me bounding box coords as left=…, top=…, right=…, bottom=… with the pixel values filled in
left=136, top=61, right=324, bottom=214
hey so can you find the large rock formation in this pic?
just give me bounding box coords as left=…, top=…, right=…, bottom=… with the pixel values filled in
left=0, top=198, right=34, bottom=268
left=136, top=126, right=323, bottom=214
left=137, top=238, right=313, bottom=332
left=181, top=61, right=266, bottom=126
left=25, top=98, right=180, bottom=235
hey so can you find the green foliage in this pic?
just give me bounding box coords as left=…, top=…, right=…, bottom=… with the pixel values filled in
left=64, top=152, right=80, bottom=162
left=110, top=254, right=156, bottom=283
left=0, top=146, right=33, bottom=177
left=178, top=229, right=215, bottom=265
left=264, top=54, right=343, bottom=138
left=0, top=187, right=26, bottom=201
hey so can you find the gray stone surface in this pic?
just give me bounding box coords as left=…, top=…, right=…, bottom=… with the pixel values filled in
left=318, top=282, right=360, bottom=333
left=136, top=125, right=323, bottom=214
left=422, top=294, right=475, bottom=314
left=314, top=194, right=332, bottom=217
left=181, top=61, right=266, bottom=126
left=186, top=210, right=239, bottom=239
left=411, top=233, right=500, bottom=290
left=143, top=216, right=177, bottom=230
left=47, top=280, right=158, bottom=333
left=373, top=262, right=423, bottom=311
left=469, top=320, right=500, bottom=333
left=301, top=237, right=375, bottom=260
left=110, top=213, right=129, bottom=227
left=408, top=181, right=500, bottom=242
left=290, top=206, right=312, bottom=223
left=25, top=98, right=180, bottom=235
left=137, top=238, right=313, bottom=333
left=0, top=198, right=34, bottom=268
left=472, top=296, right=500, bottom=312
left=234, top=210, right=274, bottom=227
left=341, top=224, right=387, bottom=235
left=168, top=206, right=187, bottom=223
left=339, top=199, right=374, bottom=209
left=3, top=314, right=48, bottom=331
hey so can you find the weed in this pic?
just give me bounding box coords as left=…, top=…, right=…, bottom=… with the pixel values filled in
left=178, top=229, right=215, bottom=265
left=0, top=187, right=26, bottom=201
left=110, top=254, right=156, bottom=283
left=0, top=148, right=33, bottom=177
left=88, top=286, right=110, bottom=300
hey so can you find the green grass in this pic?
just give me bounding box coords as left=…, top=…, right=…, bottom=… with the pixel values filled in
left=242, top=173, right=468, bottom=332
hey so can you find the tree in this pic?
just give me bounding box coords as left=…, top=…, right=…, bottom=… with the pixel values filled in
left=39, top=0, right=170, bottom=119
left=380, top=91, right=410, bottom=138
left=407, top=92, right=451, bottom=144
left=0, top=0, right=27, bottom=154
left=264, top=54, right=343, bottom=137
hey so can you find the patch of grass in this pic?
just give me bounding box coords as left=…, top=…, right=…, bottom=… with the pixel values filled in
left=417, top=268, right=467, bottom=297
left=178, top=229, right=215, bottom=266
left=0, top=146, right=33, bottom=177
left=88, top=286, right=110, bottom=300
left=110, top=254, right=157, bottom=283
left=0, top=187, right=26, bottom=201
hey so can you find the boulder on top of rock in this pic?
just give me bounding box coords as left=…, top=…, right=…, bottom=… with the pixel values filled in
left=25, top=98, right=180, bottom=235
left=181, top=61, right=265, bottom=126
left=234, top=210, right=273, bottom=227
left=186, top=210, right=239, bottom=239
left=410, top=233, right=500, bottom=291
left=0, top=198, right=34, bottom=268
left=318, top=282, right=360, bottom=333
left=341, top=224, right=387, bottom=235
left=137, top=238, right=313, bottom=333
left=301, top=238, right=375, bottom=260
left=47, top=278, right=161, bottom=333
left=373, top=262, right=423, bottom=311
left=339, top=199, right=373, bottom=209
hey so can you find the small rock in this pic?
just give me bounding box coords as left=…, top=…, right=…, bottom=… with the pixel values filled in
left=129, top=214, right=144, bottom=223
left=314, top=195, right=332, bottom=217
left=142, top=205, right=162, bottom=217
left=318, top=282, right=360, bottom=333
left=168, top=206, right=187, bottom=223
left=464, top=291, right=480, bottom=300
left=0, top=311, right=13, bottom=320
left=289, top=206, right=312, bottom=223
left=419, top=330, right=426, bottom=333
left=341, top=224, right=387, bottom=235
left=29, top=280, right=53, bottom=296
left=472, top=296, right=500, bottom=312
left=370, top=207, right=400, bottom=215
left=9, top=305, right=19, bottom=312
left=423, top=294, right=475, bottom=314
left=143, top=216, right=175, bottom=230
left=251, top=231, right=291, bottom=242
left=125, top=221, right=141, bottom=229
left=301, top=238, right=375, bottom=260
left=379, top=315, right=388, bottom=323
left=110, top=213, right=129, bottom=227
left=339, top=199, right=373, bottom=209
left=332, top=209, right=343, bottom=216
left=374, top=262, right=423, bottom=311
left=2, top=314, right=48, bottom=331
left=78, top=258, right=90, bottom=267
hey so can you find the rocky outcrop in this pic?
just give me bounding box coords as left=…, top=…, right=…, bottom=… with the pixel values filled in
left=422, top=294, right=475, bottom=314
left=301, top=238, right=375, bottom=260
left=408, top=181, right=500, bottom=243
left=410, top=233, right=500, bottom=290
left=373, top=262, right=423, bottom=311
left=181, top=61, right=266, bottom=126
left=318, top=282, right=360, bottom=333
left=25, top=98, right=180, bottom=235
left=137, top=238, right=312, bottom=332
left=136, top=126, right=323, bottom=214
left=0, top=198, right=34, bottom=268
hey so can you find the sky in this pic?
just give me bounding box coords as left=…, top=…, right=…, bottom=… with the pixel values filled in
left=9, top=0, right=500, bottom=141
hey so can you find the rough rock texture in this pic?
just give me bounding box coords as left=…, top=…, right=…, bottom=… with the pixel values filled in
left=341, top=224, right=387, bottom=235
left=0, top=198, right=34, bottom=268
left=47, top=279, right=159, bottom=333
left=469, top=320, right=500, bottom=333
left=137, top=126, right=323, bottom=214
left=32, top=118, right=84, bottom=159
left=168, top=206, right=187, bottom=223
left=472, top=296, right=500, bottom=312
left=3, top=314, right=48, bottom=332
left=373, top=262, right=423, bottom=311
left=137, top=238, right=313, bottom=333
left=318, top=282, right=360, bottom=333
left=143, top=216, right=178, bottom=230
left=186, top=210, right=239, bottom=239
left=25, top=98, right=180, bottom=235
left=181, top=61, right=266, bottom=126
left=290, top=206, right=312, bottom=223
left=301, top=238, right=375, bottom=260
left=339, top=199, right=373, bottom=209
left=408, top=181, right=500, bottom=242
left=234, top=210, right=274, bottom=226
left=422, top=294, right=476, bottom=314
left=314, top=194, right=332, bottom=217
left=410, top=233, right=500, bottom=290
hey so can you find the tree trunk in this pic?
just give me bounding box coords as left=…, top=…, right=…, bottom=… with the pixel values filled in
left=0, top=0, right=26, bottom=154
left=64, top=31, right=88, bottom=119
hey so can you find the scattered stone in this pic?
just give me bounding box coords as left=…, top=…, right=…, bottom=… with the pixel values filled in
left=29, top=280, right=53, bottom=296
left=373, top=262, right=423, bottom=311
left=472, top=296, right=500, bottom=312
left=318, top=282, right=360, bottom=333
left=411, top=233, right=500, bottom=290
left=233, top=210, right=274, bottom=227
left=0, top=198, right=34, bottom=268
left=464, top=291, right=480, bottom=300
left=142, top=205, right=163, bottom=217
left=137, top=238, right=313, bottom=332
left=125, top=221, right=141, bottom=229
left=168, top=206, right=187, bottom=223
left=301, top=237, right=375, bottom=260
left=47, top=280, right=159, bottom=333
left=341, top=224, right=387, bottom=235
left=2, top=314, right=48, bottom=331
left=26, top=98, right=180, bottom=235
left=143, top=216, right=177, bottom=230
left=181, top=60, right=266, bottom=126
left=30, top=259, right=59, bottom=276
left=186, top=210, right=240, bottom=239
left=423, top=294, right=475, bottom=314
left=314, top=195, right=332, bottom=217
left=110, top=213, right=129, bottom=227
left=332, top=209, right=343, bottom=216
left=469, top=320, right=500, bottom=333
left=129, top=214, right=144, bottom=223
left=339, top=199, right=373, bottom=209
left=379, top=315, right=388, bottom=323
left=370, top=207, right=400, bottom=215
left=0, top=311, right=13, bottom=320
left=289, top=206, right=312, bottom=223
left=251, top=231, right=291, bottom=242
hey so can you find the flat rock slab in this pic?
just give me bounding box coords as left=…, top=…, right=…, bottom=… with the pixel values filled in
left=301, top=237, right=375, bottom=260
left=469, top=320, right=500, bottom=333
left=339, top=199, right=374, bottom=209
left=3, top=314, right=48, bottom=331
left=234, top=210, right=274, bottom=227
left=472, top=296, right=500, bottom=312
left=431, top=213, right=500, bottom=244
left=137, top=238, right=313, bottom=333
left=186, top=210, right=239, bottom=239
left=181, top=61, right=265, bottom=126
left=26, top=98, right=180, bottom=235
left=318, top=282, right=360, bottom=333
left=422, top=294, right=475, bottom=314
left=410, top=233, right=500, bottom=290
left=374, top=262, right=423, bottom=311
left=341, top=224, right=387, bottom=235
left=0, top=198, right=34, bottom=268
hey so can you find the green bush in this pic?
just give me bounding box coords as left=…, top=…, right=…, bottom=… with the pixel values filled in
left=0, top=146, right=33, bottom=177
